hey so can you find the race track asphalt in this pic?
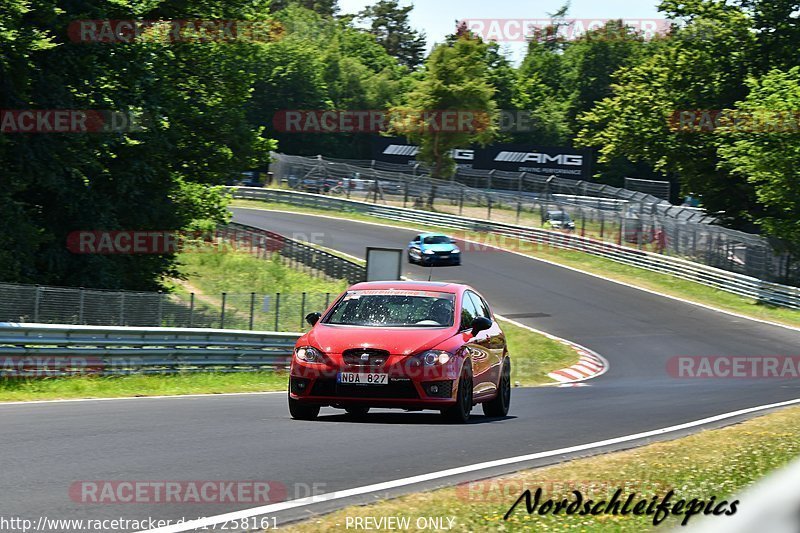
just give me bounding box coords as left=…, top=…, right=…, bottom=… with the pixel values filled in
left=1, top=206, right=798, bottom=531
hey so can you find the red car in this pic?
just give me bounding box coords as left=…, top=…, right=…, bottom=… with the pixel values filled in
left=288, top=281, right=511, bottom=423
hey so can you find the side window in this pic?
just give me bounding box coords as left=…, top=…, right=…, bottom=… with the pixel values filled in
left=469, top=292, right=492, bottom=319
left=412, top=235, right=420, bottom=243
left=460, top=292, right=480, bottom=330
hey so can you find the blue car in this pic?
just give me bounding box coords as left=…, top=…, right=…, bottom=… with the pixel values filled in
left=407, top=233, right=461, bottom=266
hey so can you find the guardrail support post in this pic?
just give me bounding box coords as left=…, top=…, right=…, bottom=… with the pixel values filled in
left=220, top=292, right=227, bottom=329
left=274, top=293, right=281, bottom=331
left=78, top=288, right=85, bottom=324
left=34, top=285, right=41, bottom=322
left=119, top=293, right=125, bottom=326
left=300, top=292, right=307, bottom=331
left=158, top=291, right=164, bottom=325
left=249, top=292, right=256, bottom=330
left=189, top=293, right=195, bottom=327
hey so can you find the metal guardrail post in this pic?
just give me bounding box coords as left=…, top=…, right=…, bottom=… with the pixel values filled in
left=274, top=293, right=281, bottom=331
left=119, top=293, right=125, bottom=326
left=300, top=292, right=306, bottom=331
left=34, top=285, right=41, bottom=322
left=189, top=293, right=195, bottom=327
left=78, top=288, right=85, bottom=324
left=158, top=291, right=164, bottom=325
left=249, top=292, right=255, bottom=330
left=220, top=292, right=226, bottom=329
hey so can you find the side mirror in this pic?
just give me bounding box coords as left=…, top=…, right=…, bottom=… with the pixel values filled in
left=471, top=316, right=492, bottom=336
left=305, top=312, right=322, bottom=327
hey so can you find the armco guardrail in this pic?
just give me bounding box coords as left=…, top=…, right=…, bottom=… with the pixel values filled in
left=271, top=153, right=798, bottom=284
left=221, top=222, right=365, bottom=284
left=0, top=322, right=301, bottom=376
left=232, top=187, right=800, bottom=309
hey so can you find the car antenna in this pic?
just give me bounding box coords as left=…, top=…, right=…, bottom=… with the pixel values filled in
left=427, top=264, right=434, bottom=282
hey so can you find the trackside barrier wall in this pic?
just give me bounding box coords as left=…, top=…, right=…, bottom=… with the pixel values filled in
left=269, top=153, right=797, bottom=285
left=0, top=322, right=300, bottom=375
left=231, top=187, right=800, bottom=309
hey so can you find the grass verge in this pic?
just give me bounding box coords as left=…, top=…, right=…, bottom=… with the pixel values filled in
left=499, top=318, right=579, bottom=386
left=231, top=199, right=800, bottom=328
left=0, top=372, right=287, bottom=402
left=284, top=405, right=800, bottom=532
left=166, top=246, right=350, bottom=295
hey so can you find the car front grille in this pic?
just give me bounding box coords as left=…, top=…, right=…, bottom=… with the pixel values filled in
left=342, top=348, right=390, bottom=367
left=310, top=378, right=419, bottom=399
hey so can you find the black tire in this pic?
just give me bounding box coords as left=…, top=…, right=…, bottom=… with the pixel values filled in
left=288, top=396, right=320, bottom=420
left=344, top=406, right=370, bottom=417
left=483, top=358, right=511, bottom=417
left=408, top=252, right=416, bottom=264
left=442, top=364, right=473, bottom=423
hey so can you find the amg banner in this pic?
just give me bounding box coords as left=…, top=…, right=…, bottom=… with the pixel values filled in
left=371, top=138, right=593, bottom=180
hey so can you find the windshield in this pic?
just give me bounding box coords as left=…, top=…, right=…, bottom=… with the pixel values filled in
left=423, top=236, right=451, bottom=245
left=549, top=212, right=569, bottom=221
left=324, top=290, right=456, bottom=327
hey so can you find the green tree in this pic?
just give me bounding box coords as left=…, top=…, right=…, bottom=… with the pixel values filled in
left=717, top=67, right=800, bottom=252
left=391, top=30, right=497, bottom=179
left=0, top=0, right=276, bottom=290
left=576, top=2, right=758, bottom=225
left=270, top=0, right=338, bottom=17
left=358, top=0, right=426, bottom=69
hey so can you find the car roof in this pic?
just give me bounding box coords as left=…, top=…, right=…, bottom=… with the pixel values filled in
left=419, top=232, right=450, bottom=238
left=347, top=280, right=465, bottom=294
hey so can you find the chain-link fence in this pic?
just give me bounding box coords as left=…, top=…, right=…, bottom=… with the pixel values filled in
left=0, top=222, right=364, bottom=331
left=269, top=153, right=797, bottom=285
left=0, top=282, right=338, bottom=333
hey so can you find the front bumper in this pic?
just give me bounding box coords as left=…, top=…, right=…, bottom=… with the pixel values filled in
left=290, top=360, right=460, bottom=408
left=420, top=254, right=461, bottom=265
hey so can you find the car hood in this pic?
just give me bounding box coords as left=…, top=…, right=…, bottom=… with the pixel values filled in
left=302, top=325, right=455, bottom=355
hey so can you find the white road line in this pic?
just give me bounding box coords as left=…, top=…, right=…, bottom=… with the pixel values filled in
left=0, top=391, right=285, bottom=407
left=140, top=396, right=800, bottom=533
left=236, top=207, right=800, bottom=333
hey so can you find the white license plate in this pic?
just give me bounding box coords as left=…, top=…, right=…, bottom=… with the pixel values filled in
left=338, top=372, right=388, bottom=385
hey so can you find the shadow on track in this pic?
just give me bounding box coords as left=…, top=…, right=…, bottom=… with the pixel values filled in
left=312, top=412, right=517, bottom=425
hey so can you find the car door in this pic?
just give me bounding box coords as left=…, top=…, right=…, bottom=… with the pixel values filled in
left=471, top=292, right=505, bottom=389
left=461, top=291, right=493, bottom=397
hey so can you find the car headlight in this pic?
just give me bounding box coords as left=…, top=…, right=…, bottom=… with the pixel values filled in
left=422, top=249, right=435, bottom=255
left=418, top=350, right=451, bottom=366
left=295, top=346, right=324, bottom=364
left=451, top=247, right=460, bottom=254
